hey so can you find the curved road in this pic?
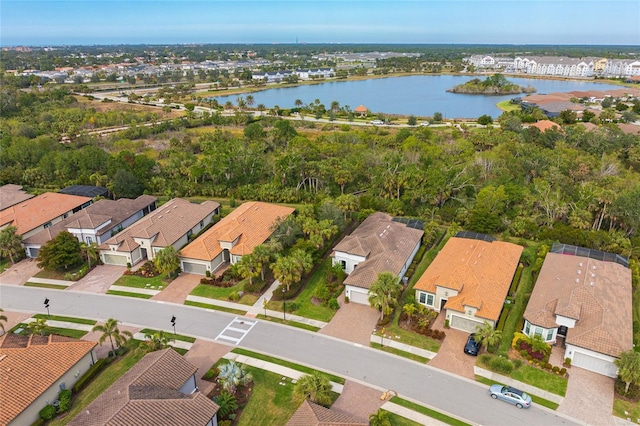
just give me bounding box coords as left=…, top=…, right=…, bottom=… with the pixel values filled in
left=0, top=285, right=578, bottom=426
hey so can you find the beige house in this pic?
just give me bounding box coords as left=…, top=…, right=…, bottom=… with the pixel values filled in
left=179, top=201, right=295, bottom=275
left=414, top=234, right=523, bottom=333
left=99, top=198, right=220, bottom=266
left=523, top=247, right=632, bottom=377
left=69, top=348, right=219, bottom=426
left=0, top=334, right=96, bottom=426
left=331, top=212, right=423, bottom=305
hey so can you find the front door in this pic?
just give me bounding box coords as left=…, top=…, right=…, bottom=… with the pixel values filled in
left=440, top=298, right=447, bottom=311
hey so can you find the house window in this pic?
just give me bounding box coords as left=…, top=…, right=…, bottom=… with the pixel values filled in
left=534, top=327, right=542, bottom=337
left=524, top=321, right=530, bottom=334
left=546, top=329, right=554, bottom=341
left=187, top=230, right=193, bottom=238
left=426, top=294, right=434, bottom=306
left=86, top=236, right=93, bottom=244
left=44, top=222, right=52, bottom=228
left=200, top=220, right=204, bottom=227
left=340, top=260, right=346, bottom=270
left=419, top=293, right=426, bottom=304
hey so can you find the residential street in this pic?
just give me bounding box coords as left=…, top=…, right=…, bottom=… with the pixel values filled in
left=0, top=284, right=580, bottom=426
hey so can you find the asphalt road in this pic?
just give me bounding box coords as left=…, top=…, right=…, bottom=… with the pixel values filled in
left=0, top=285, right=579, bottom=426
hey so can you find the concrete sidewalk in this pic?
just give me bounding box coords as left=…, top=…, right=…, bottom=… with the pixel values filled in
left=26, top=277, right=74, bottom=287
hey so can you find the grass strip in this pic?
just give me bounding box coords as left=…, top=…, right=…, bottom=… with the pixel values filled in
left=139, top=328, right=196, bottom=343
left=33, top=314, right=96, bottom=325
left=106, top=290, right=152, bottom=299
left=370, top=342, right=430, bottom=363
left=474, top=376, right=560, bottom=410
left=24, top=282, right=68, bottom=290
left=389, top=396, right=471, bottom=426
left=256, top=314, right=320, bottom=332
left=231, top=347, right=345, bottom=384
left=184, top=300, right=247, bottom=315
left=236, top=367, right=299, bottom=426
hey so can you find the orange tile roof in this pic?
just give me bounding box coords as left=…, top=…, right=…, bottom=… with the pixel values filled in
left=0, top=184, right=34, bottom=211
left=524, top=253, right=632, bottom=357
left=0, top=334, right=96, bottom=425
left=0, top=192, right=92, bottom=235
left=180, top=201, right=295, bottom=261
left=354, top=105, right=367, bottom=112
left=414, top=237, right=523, bottom=322
left=286, top=400, right=367, bottom=426
left=69, top=349, right=219, bottom=426
left=528, top=120, right=561, bottom=132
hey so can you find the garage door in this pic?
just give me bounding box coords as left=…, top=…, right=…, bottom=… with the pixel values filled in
left=347, top=287, right=370, bottom=305
left=573, top=351, right=618, bottom=377
left=103, top=254, right=128, bottom=266
left=28, top=247, right=39, bottom=258
left=182, top=261, right=207, bottom=275
left=450, top=314, right=484, bottom=333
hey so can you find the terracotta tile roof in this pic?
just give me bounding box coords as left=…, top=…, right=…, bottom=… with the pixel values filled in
left=617, top=123, right=640, bottom=135
left=333, top=213, right=423, bottom=289
left=286, top=400, right=367, bottom=426
left=24, top=195, right=157, bottom=245
left=0, top=334, right=96, bottom=425
left=527, top=120, right=561, bottom=132
left=414, top=237, right=523, bottom=322
left=524, top=252, right=633, bottom=357
left=0, top=184, right=34, bottom=211
left=99, top=198, right=219, bottom=254
left=0, top=192, right=92, bottom=235
left=180, top=201, right=294, bottom=261
left=69, top=349, right=219, bottom=426
left=354, top=105, right=367, bottom=112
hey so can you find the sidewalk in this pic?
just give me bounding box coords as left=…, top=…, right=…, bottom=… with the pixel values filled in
left=26, top=277, right=74, bottom=287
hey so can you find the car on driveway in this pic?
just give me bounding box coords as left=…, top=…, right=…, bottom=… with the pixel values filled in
left=488, top=384, right=532, bottom=409
left=463, top=333, right=481, bottom=356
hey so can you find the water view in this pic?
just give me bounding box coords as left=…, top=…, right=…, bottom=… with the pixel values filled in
left=211, top=75, right=623, bottom=118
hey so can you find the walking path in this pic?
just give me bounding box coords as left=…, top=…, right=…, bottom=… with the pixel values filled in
left=26, top=277, right=74, bottom=287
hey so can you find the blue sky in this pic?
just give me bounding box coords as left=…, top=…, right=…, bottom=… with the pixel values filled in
left=2, top=1, right=639, bottom=46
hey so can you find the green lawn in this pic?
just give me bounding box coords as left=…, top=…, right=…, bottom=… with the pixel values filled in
left=139, top=328, right=196, bottom=343
left=385, top=412, right=424, bottom=426
left=614, top=398, right=640, bottom=423
left=292, top=258, right=340, bottom=322
left=33, top=265, right=85, bottom=280
left=11, top=323, right=88, bottom=339
left=184, top=300, right=248, bottom=315
left=510, top=365, right=567, bottom=397
left=24, top=282, right=69, bottom=290
left=106, top=290, right=152, bottom=299
left=496, top=100, right=521, bottom=112
left=389, top=396, right=471, bottom=426
left=112, top=273, right=167, bottom=289
left=370, top=342, right=430, bottom=363
left=33, top=314, right=96, bottom=325
left=256, top=314, right=321, bottom=332
left=236, top=367, right=300, bottom=426
left=475, top=376, right=560, bottom=410
left=190, top=282, right=257, bottom=305
left=231, top=348, right=345, bottom=384
left=50, top=342, right=145, bottom=426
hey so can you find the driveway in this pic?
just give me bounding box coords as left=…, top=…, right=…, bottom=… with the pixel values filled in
left=67, top=265, right=126, bottom=293
left=151, top=273, right=201, bottom=303
left=557, top=366, right=615, bottom=426
left=318, top=291, right=379, bottom=346
left=331, top=379, right=385, bottom=422
left=0, top=258, right=41, bottom=285
left=426, top=313, right=476, bottom=380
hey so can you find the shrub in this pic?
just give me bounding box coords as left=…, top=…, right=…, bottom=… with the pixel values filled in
left=444, top=319, right=450, bottom=328
left=286, top=301, right=298, bottom=312
left=328, top=298, right=339, bottom=310
left=513, top=359, right=523, bottom=369
left=478, top=354, right=493, bottom=368
left=39, top=404, right=57, bottom=421
left=520, top=349, right=528, bottom=357
left=560, top=367, right=567, bottom=376
left=313, top=284, right=330, bottom=303
left=489, top=356, right=514, bottom=375
left=243, top=279, right=265, bottom=294
left=228, top=291, right=240, bottom=302
left=344, top=296, right=349, bottom=303
left=564, top=357, right=572, bottom=367
left=72, top=358, right=106, bottom=393
left=544, top=362, right=552, bottom=370
left=206, top=270, right=211, bottom=278
left=58, top=389, right=72, bottom=413
left=552, top=366, right=560, bottom=373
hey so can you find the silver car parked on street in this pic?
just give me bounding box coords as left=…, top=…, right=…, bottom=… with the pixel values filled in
left=488, top=384, right=532, bottom=409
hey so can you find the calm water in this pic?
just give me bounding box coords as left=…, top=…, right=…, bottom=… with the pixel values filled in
left=211, top=75, right=622, bottom=118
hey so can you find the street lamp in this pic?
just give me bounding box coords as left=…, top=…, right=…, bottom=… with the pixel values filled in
left=44, top=298, right=50, bottom=316
left=170, top=316, right=176, bottom=341
left=282, top=287, right=286, bottom=321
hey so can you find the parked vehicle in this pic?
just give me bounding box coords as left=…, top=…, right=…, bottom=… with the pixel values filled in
left=370, top=120, right=384, bottom=125
left=488, top=384, right=532, bottom=409
left=463, top=333, right=481, bottom=356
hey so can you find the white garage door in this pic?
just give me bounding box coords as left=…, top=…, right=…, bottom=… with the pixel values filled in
left=103, top=253, right=128, bottom=266
left=347, top=287, right=370, bottom=305
left=573, top=351, right=618, bottom=377
left=450, top=314, right=484, bottom=333
left=182, top=261, right=207, bottom=275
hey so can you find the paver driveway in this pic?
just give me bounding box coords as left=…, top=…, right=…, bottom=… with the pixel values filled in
left=0, top=258, right=41, bottom=286
left=558, top=366, right=615, bottom=426
left=318, top=291, right=379, bottom=345
left=427, top=313, right=476, bottom=379
left=67, top=265, right=125, bottom=293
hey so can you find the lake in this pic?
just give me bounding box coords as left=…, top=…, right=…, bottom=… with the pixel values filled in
left=210, top=75, right=622, bottom=118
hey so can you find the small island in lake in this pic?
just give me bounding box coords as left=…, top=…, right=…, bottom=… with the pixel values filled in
left=447, top=74, right=536, bottom=95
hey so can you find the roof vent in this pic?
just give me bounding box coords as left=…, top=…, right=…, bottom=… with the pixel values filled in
left=579, top=262, right=583, bottom=267
left=577, top=270, right=581, bottom=275
left=592, top=273, right=596, bottom=278
left=591, top=282, right=595, bottom=286
left=593, top=265, right=597, bottom=270
left=575, top=278, right=580, bottom=283
left=158, top=215, right=163, bottom=218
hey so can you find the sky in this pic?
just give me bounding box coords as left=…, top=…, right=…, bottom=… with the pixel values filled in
left=1, top=0, right=639, bottom=46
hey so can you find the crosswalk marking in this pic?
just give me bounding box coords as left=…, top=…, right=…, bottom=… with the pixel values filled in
left=215, top=317, right=257, bottom=345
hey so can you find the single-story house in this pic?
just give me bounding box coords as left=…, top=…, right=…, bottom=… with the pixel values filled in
left=354, top=105, right=367, bottom=117
left=0, top=333, right=97, bottom=426
left=286, top=400, right=367, bottom=426
left=179, top=201, right=295, bottom=275
left=523, top=247, right=632, bottom=377
left=99, top=198, right=220, bottom=267
left=331, top=212, right=424, bottom=305
left=69, top=348, right=219, bottom=426
left=0, top=184, right=34, bottom=212
left=414, top=233, right=523, bottom=333
left=0, top=192, right=92, bottom=240
left=23, top=195, right=157, bottom=259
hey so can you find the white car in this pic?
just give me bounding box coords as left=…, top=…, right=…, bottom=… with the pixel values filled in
left=370, top=120, right=384, bottom=125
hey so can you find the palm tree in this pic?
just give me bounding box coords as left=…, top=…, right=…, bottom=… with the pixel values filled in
left=80, top=242, right=100, bottom=269
left=252, top=244, right=273, bottom=281
left=213, top=390, right=238, bottom=419
left=0, top=225, right=24, bottom=265
left=369, top=409, right=392, bottom=426
left=92, top=318, right=133, bottom=353
left=245, top=95, right=255, bottom=108
left=615, top=350, right=640, bottom=395
left=235, top=254, right=260, bottom=286
left=294, top=99, right=303, bottom=108
left=402, top=303, right=417, bottom=326
left=216, top=360, right=253, bottom=394
left=294, top=372, right=332, bottom=406
left=154, top=246, right=180, bottom=278
left=0, top=308, right=7, bottom=335
left=27, top=318, right=48, bottom=336
left=368, top=272, right=402, bottom=321
left=473, top=321, right=503, bottom=351
left=141, top=330, right=170, bottom=353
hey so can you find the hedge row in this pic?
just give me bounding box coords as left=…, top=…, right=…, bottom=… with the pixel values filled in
left=72, top=358, right=106, bottom=393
